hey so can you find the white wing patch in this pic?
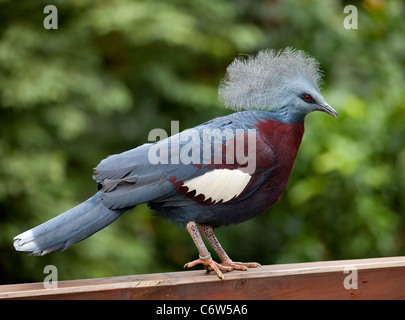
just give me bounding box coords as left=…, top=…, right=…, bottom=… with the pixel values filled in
left=183, top=169, right=251, bottom=204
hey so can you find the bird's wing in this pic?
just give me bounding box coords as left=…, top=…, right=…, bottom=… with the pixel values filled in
left=93, top=141, right=178, bottom=209
left=94, top=111, right=274, bottom=209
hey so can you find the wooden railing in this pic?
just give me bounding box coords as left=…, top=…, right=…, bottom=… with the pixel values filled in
left=1, top=256, right=405, bottom=299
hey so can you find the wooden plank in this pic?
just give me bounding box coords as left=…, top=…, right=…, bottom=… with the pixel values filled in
left=1, top=256, right=405, bottom=299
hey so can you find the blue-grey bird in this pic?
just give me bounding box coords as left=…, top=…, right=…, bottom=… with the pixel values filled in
left=13, top=48, right=337, bottom=279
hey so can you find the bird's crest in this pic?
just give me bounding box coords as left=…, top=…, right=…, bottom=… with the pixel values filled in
left=219, top=48, right=323, bottom=111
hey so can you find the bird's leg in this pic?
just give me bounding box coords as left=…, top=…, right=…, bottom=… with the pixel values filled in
left=183, top=221, right=232, bottom=279
left=199, top=224, right=261, bottom=271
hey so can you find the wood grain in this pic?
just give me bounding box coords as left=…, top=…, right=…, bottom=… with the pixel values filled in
left=2, top=256, right=405, bottom=300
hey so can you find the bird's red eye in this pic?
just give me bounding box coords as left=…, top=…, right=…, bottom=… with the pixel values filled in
left=304, top=95, right=312, bottom=102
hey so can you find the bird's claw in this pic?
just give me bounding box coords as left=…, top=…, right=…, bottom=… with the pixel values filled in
left=184, top=257, right=230, bottom=279
left=184, top=257, right=261, bottom=279
left=221, top=260, right=261, bottom=271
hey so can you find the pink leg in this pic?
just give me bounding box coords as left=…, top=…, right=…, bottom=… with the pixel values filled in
left=199, top=224, right=261, bottom=271
left=183, top=221, right=232, bottom=279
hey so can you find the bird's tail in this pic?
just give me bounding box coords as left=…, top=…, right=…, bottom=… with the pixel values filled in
left=13, top=191, right=127, bottom=256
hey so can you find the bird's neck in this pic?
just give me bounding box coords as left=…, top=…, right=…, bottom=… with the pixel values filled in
left=262, top=107, right=306, bottom=124
left=255, top=115, right=305, bottom=152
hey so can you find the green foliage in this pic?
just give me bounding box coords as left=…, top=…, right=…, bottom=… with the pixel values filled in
left=1, top=0, right=405, bottom=283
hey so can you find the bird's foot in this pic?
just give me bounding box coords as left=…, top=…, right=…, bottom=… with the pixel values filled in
left=184, top=254, right=261, bottom=279
left=220, top=259, right=261, bottom=271
left=184, top=254, right=231, bottom=279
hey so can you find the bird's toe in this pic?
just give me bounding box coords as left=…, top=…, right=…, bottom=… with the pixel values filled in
left=184, top=257, right=232, bottom=279
left=221, top=260, right=261, bottom=270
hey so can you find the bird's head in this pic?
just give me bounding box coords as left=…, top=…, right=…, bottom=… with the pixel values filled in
left=219, top=48, right=337, bottom=122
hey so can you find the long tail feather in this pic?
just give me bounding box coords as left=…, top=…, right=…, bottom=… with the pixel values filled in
left=13, top=191, right=127, bottom=256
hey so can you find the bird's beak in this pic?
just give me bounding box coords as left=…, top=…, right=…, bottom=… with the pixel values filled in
left=317, top=103, right=337, bottom=118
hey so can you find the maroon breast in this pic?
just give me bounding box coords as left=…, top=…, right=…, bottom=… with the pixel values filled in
left=254, top=119, right=305, bottom=206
